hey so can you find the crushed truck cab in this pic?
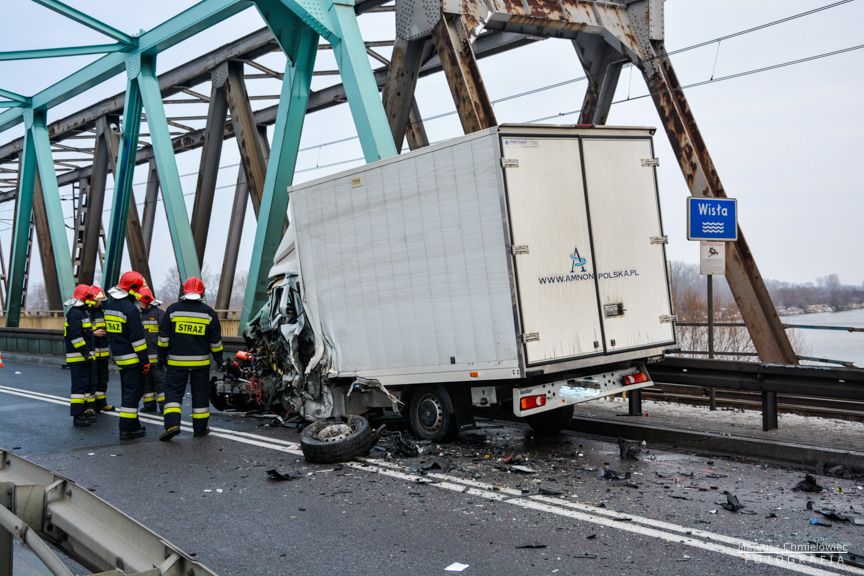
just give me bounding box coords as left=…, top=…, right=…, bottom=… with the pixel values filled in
left=214, top=124, right=676, bottom=443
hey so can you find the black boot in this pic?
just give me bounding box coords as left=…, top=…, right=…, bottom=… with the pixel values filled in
left=73, top=415, right=91, bottom=427
left=119, top=425, right=146, bottom=440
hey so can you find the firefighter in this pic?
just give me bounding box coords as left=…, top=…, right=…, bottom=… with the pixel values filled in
left=65, top=284, right=96, bottom=427
left=105, top=271, right=150, bottom=440
left=139, top=287, right=166, bottom=413
left=87, top=285, right=114, bottom=412
left=157, top=277, right=223, bottom=441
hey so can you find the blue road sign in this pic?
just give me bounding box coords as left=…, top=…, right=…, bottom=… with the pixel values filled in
left=687, top=197, right=738, bottom=241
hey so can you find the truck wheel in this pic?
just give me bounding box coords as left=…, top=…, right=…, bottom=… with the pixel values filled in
left=526, top=405, right=574, bottom=435
left=409, top=384, right=458, bottom=442
left=300, top=415, right=374, bottom=464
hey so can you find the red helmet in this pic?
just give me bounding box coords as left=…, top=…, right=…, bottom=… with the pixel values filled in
left=117, top=271, right=147, bottom=297
left=90, top=285, right=107, bottom=302
left=181, top=277, right=205, bottom=300
left=139, top=287, right=155, bottom=307
left=72, top=284, right=93, bottom=301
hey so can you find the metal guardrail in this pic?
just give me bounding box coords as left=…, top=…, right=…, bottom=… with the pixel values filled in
left=0, top=448, right=219, bottom=576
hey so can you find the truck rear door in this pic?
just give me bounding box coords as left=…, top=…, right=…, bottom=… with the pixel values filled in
left=581, top=136, right=675, bottom=352
left=502, top=136, right=604, bottom=365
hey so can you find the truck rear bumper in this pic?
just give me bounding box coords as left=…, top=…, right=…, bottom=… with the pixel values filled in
left=512, top=364, right=655, bottom=417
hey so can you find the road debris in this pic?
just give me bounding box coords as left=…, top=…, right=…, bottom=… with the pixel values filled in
left=266, top=468, right=302, bottom=481
left=515, top=542, right=547, bottom=549
left=618, top=438, right=645, bottom=461
left=444, top=562, right=469, bottom=572
left=793, top=474, right=825, bottom=493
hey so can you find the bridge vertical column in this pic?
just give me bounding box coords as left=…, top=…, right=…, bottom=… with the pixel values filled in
left=31, top=172, right=63, bottom=309
left=78, top=120, right=111, bottom=285
left=226, top=61, right=270, bottom=215
left=190, top=65, right=229, bottom=264
left=216, top=166, right=251, bottom=316
left=141, top=159, right=160, bottom=254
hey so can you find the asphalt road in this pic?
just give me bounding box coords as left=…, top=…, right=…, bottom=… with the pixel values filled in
left=2, top=357, right=863, bottom=576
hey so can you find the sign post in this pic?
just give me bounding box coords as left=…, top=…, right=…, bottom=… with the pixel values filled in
left=687, top=197, right=738, bottom=411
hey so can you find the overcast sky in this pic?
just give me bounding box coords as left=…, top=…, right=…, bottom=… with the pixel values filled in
left=1, top=0, right=862, bottom=301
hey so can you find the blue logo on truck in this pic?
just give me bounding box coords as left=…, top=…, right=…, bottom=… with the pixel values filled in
left=570, top=245, right=587, bottom=273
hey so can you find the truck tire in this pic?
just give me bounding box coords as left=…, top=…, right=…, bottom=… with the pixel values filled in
left=300, top=415, right=374, bottom=463
left=526, top=405, right=574, bottom=435
left=408, top=384, right=458, bottom=442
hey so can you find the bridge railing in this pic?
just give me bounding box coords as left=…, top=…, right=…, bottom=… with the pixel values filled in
left=0, top=310, right=243, bottom=335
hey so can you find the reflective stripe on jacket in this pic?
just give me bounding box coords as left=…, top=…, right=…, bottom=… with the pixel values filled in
left=104, top=295, right=149, bottom=368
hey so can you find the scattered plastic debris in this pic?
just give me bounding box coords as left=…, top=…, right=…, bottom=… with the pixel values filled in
left=817, top=509, right=854, bottom=523
left=618, top=438, right=645, bottom=461
left=793, top=474, right=825, bottom=493
left=809, top=519, right=832, bottom=527
left=515, top=542, right=546, bottom=549
left=574, top=553, right=597, bottom=559
left=266, top=468, right=302, bottom=481
left=597, top=468, right=630, bottom=481
left=444, top=562, right=469, bottom=572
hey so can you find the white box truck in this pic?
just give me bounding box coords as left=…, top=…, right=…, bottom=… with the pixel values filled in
left=215, top=124, right=676, bottom=447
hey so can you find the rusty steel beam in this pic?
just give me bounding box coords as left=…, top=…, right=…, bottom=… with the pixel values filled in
left=141, top=159, right=160, bottom=252
left=573, top=35, right=624, bottom=126
left=431, top=13, right=496, bottom=134
left=31, top=172, right=63, bottom=309
left=102, top=129, right=153, bottom=289
left=78, top=119, right=113, bottom=285
left=382, top=37, right=428, bottom=151
left=638, top=41, right=796, bottom=365
left=215, top=167, right=249, bottom=316
left=190, top=65, right=229, bottom=264
left=405, top=98, right=429, bottom=150
left=225, top=61, right=268, bottom=217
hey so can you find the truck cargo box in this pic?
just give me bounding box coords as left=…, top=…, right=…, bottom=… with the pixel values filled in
left=285, top=124, right=676, bottom=386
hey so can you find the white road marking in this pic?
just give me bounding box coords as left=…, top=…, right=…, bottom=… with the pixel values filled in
left=3, top=384, right=861, bottom=576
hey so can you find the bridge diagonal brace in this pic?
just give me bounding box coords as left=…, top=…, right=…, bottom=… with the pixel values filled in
left=573, top=34, right=624, bottom=126
left=241, top=23, right=319, bottom=328
left=136, top=55, right=202, bottom=283
left=431, top=13, right=496, bottom=135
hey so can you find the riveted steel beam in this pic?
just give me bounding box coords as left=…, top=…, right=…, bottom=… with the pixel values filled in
left=573, top=35, right=624, bottom=126
left=31, top=0, right=136, bottom=45
left=241, top=20, right=318, bottom=328
left=328, top=0, right=399, bottom=162
left=431, top=13, right=496, bottom=134
left=216, top=167, right=250, bottom=315
left=0, top=0, right=250, bottom=133
left=382, top=36, right=428, bottom=151
left=78, top=119, right=112, bottom=285
left=103, top=69, right=143, bottom=289
left=637, top=40, right=795, bottom=365
left=135, top=54, right=201, bottom=283
left=225, top=61, right=268, bottom=214
left=31, top=172, right=63, bottom=309
left=191, top=66, right=229, bottom=264
left=141, top=159, right=160, bottom=252
left=0, top=45, right=126, bottom=61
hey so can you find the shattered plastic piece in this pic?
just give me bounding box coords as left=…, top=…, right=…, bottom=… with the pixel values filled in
left=597, top=468, right=631, bottom=481
left=509, top=465, right=536, bottom=474
left=677, top=555, right=691, bottom=562
left=817, top=509, right=853, bottom=523
left=719, top=493, right=743, bottom=512
left=539, top=487, right=563, bottom=496
left=444, top=563, right=469, bottom=572
left=809, top=519, right=832, bottom=527
left=618, top=438, right=644, bottom=461
left=266, top=468, right=302, bottom=481
left=515, top=542, right=547, bottom=549
left=825, top=464, right=845, bottom=477
left=793, top=474, right=825, bottom=493
left=574, top=553, right=597, bottom=559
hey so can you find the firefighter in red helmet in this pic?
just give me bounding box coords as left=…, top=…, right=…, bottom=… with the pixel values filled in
left=157, top=276, right=223, bottom=440
left=86, top=285, right=114, bottom=412
left=104, top=271, right=150, bottom=440
left=139, top=287, right=166, bottom=413
left=65, top=284, right=96, bottom=427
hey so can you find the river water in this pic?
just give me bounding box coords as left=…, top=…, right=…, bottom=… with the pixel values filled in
left=780, top=308, right=864, bottom=368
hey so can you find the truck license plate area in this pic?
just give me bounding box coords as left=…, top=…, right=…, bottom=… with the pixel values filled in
left=513, top=364, right=655, bottom=417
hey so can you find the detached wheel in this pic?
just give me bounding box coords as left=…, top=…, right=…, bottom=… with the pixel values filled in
left=300, top=415, right=374, bottom=463
left=526, top=405, right=574, bottom=435
left=409, top=384, right=458, bottom=442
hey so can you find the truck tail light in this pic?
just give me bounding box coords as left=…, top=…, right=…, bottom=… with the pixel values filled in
left=622, top=373, right=648, bottom=386
left=520, top=394, right=546, bottom=410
